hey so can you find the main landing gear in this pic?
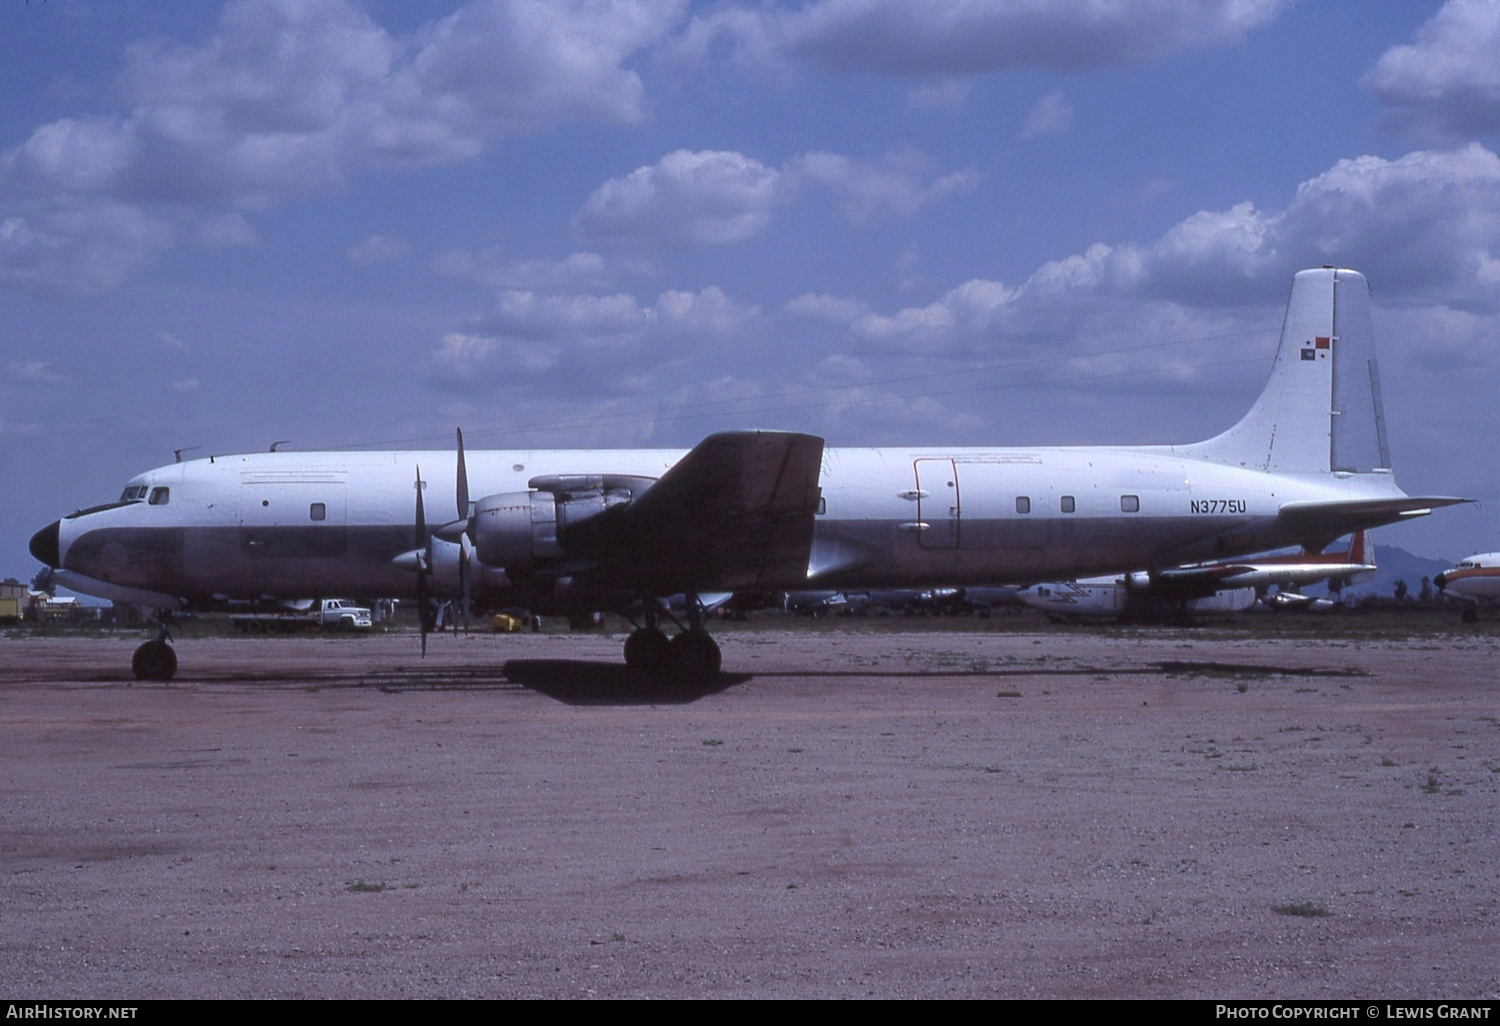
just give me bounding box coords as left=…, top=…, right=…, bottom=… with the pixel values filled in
left=622, top=597, right=722, bottom=686
left=131, top=613, right=178, bottom=682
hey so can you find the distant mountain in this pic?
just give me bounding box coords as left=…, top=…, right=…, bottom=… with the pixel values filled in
left=1335, top=544, right=1455, bottom=602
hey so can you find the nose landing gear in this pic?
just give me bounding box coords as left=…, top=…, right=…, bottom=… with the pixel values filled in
left=131, top=614, right=177, bottom=682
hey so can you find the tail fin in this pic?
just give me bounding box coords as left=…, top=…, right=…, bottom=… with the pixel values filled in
left=1187, top=268, right=1391, bottom=474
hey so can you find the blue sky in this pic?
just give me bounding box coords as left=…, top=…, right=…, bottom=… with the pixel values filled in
left=4, top=0, right=1499, bottom=574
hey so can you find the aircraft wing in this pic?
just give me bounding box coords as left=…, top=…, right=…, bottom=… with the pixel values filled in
left=586, top=430, right=825, bottom=594
left=1152, top=528, right=1377, bottom=597
left=1157, top=560, right=1375, bottom=592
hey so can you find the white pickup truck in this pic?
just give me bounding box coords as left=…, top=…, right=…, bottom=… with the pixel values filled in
left=314, top=598, right=373, bottom=630
left=231, top=598, right=373, bottom=633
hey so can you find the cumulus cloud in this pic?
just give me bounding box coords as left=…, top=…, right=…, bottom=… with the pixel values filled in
left=575, top=150, right=783, bottom=247
left=831, top=145, right=1500, bottom=355
left=674, top=0, right=1291, bottom=76
left=426, top=285, right=757, bottom=392
left=575, top=147, right=977, bottom=246
left=1364, top=0, right=1500, bottom=142
left=786, top=150, right=979, bottom=225
left=0, top=201, right=175, bottom=294
left=0, top=0, right=686, bottom=292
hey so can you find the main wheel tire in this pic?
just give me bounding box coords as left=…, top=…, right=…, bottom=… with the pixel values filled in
left=131, top=641, right=178, bottom=682
left=624, top=627, right=671, bottom=671
left=668, top=629, right=721, bottom=686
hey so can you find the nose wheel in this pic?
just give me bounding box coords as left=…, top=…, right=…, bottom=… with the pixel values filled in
left=131, top=638, right=177, bottom=681
left=131, top=615, right=178, bottom=681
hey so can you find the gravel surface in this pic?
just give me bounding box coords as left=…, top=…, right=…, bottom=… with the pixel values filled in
left=2, top=626, right=1496, bottom=998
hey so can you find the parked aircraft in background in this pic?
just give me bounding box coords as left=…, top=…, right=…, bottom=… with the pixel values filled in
left=1435, top=553, right=1500, bottom=622
left=1019, top=532, right=1374, bottom=621
left=30, top=268, right=1463, bottom=683
left=1019, top=578, right=1259, bottom=621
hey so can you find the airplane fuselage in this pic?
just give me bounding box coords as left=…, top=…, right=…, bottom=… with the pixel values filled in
left=39, top=442, right=1409, bottom=614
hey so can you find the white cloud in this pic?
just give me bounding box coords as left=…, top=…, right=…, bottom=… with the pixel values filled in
left=0, top=201, right=174, bottom=295
left=1021, top=92, right=1075, bottom=138
left=839, top=145, right=1500, bottom=355
left=8, top=360, right=76, bottom=386
left=0, top=0, right=688, bottom=292
left=574, top=150, right=784, bottom=247
left=347, top=234, right=411, bottom=265
left=677, top=0, right=1291, bottom=77
left=1364, top=0, right=1500, bottom=142
left=407, top=0, right=680, bottom=138
left=427, top=285, right=757, bottom=392
left=786, top=150, right=979, bottom=225
left=576, top=147, right=977, bottom=246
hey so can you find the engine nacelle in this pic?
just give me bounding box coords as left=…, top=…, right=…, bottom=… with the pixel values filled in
left=1123, top=571, right=1155, bottom=593
left=472, top=475, right=655, bottom=571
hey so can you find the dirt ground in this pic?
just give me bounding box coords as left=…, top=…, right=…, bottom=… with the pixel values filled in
left=2, top=623, right=1496, bottom=999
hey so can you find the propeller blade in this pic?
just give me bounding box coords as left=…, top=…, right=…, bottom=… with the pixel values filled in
left=415, top=465, right=430, bottom=656
left=455, top=427, right=470, bottom=522
left=455, top=428, right=473, bottom=634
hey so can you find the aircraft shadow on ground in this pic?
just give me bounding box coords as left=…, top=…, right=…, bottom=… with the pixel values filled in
left=500, top=659, right=749, bottom=705
left=88, top=658, right=1365, bottom=699
left=136, top=659, right=751, bottom=704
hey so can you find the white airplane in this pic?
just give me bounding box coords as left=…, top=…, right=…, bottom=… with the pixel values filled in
left=30, top=267, right=1464, bottom=683
left=1019, top=579, right=1259, bottom=621
left=1434, top=552, right=1500, bottom=622
left=1017, top=532, right=1375, bottom=621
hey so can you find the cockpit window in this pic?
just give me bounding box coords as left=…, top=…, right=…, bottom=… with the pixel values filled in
left=148, top=487, right=170, bottom=506
left=119, top=485, right=149, bottom=502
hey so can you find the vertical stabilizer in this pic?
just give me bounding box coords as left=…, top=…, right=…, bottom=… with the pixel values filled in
left=1186, top=268, right=1391, bottom=474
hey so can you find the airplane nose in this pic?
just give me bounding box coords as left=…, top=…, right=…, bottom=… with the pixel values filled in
left=29, top=521, right=61, bottom=568
left=1433, top=571, right=1447, bottom=591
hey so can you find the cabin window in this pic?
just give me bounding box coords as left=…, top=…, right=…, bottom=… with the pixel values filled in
left=1120, top=494, right=1139, bottom=513
left=148, top=487, right=170, bottom=506
left=1015, top=496, right=1031, bottom=514
left=309, top=502, right=326, bottom=522
left=1060, top=495, right=1075, bottom=514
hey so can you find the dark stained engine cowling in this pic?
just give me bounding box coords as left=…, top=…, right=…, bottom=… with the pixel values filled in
left=472, top=475, right=655, bottom=570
